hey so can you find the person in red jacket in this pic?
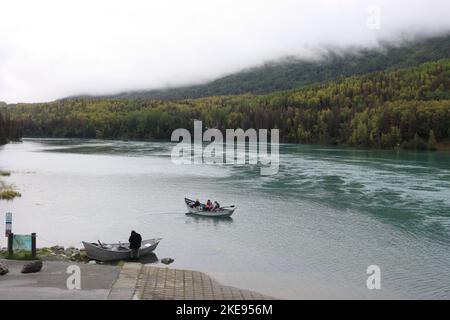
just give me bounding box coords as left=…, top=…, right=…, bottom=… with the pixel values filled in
left=205, top=200, right=213, bottom=211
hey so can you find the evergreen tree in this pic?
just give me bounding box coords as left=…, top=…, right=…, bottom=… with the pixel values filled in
left=428, top=129, right=437, bottom=150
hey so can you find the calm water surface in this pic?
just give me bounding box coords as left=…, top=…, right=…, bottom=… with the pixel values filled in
left=1, top=139, right=449, bottom=299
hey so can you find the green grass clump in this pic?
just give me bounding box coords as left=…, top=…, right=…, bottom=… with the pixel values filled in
left=5, top=251, right=41, bottom=261
left=0, top=171, right=11, bottom=176
left=0, top=189, right=21, bottom=200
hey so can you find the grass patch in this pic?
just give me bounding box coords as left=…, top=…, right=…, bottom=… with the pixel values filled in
left=0, top=170, right=21, bottom=200
left=0, top=171, right=11, bottom=176
left=4, top=251, right=41, bottom=261
left=0, top=189, right=21, bottom=200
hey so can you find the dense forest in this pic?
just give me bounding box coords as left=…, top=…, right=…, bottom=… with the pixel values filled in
left=71, top=34, right=450, bottom=100
left=9, top=59, right=450, bottom=150
left=0, top=104, right=22, bottom=145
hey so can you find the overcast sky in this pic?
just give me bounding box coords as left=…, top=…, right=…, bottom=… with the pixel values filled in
left=0, top=0, right=449, bottom=103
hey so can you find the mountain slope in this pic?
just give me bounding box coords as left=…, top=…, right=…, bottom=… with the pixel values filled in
left=12, top=59, right=450, bottom=149
left=76, top=34, right=450, bottom=101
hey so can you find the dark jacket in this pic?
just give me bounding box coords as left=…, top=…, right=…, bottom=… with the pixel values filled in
left=129, top=231, right=142, bottom=249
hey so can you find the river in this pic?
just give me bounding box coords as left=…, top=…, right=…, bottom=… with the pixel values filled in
left=1, top=139, right=449, bottom=299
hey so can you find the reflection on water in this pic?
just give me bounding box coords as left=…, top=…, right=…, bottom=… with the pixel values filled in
left=185, top=215, right=234, bottom=225
left=0, top=138, right=449, bottom=299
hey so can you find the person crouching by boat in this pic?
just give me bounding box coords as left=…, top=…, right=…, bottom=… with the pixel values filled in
left=205, top=199, right=213, bottom=211
left=129, top=230, right=142, bottom=260
left=213, top=201, right=220, bottom=211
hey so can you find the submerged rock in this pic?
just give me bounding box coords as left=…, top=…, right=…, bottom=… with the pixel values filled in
left=21, top=260, right=43, bottom=274
left=161, top=258, right=174, bottom=265
left=0, top=262, right=8, bottom=275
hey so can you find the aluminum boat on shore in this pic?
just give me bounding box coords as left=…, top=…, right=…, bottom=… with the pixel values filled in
left=82, top=238, right=161, bottom=261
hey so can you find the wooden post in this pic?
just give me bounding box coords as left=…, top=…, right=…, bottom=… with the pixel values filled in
left=7, top=233, right=13, bottom=256
left=31, top=233, right=36, bottom=258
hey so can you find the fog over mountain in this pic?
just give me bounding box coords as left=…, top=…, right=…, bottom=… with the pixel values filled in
left=1, top=0, right=450, bottom=103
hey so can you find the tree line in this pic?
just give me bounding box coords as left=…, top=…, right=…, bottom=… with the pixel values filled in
left=0, top=108, right=22, bottom=145
left=8, top=59, right=450, bottom=150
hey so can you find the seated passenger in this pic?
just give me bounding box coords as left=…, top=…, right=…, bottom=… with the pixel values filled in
left=205, top=199, right=213, bottom=211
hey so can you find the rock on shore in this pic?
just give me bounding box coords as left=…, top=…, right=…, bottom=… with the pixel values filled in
left=40, top=246, right=88, bottom=262
left=21, top=261, right=43, bottom=273
left=161, top=258, right=174, bottom=265
left=0, top=262, right=8, bottom=275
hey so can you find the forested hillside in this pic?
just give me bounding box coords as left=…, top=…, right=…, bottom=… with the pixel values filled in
left=0, top=105, right=22, bottom=145
left=73, top=34, right=450, bottom=100
left=10, top=59, right=450, bottom=150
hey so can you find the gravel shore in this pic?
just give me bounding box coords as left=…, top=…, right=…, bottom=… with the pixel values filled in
left=0, top=259, right=120, bottom=300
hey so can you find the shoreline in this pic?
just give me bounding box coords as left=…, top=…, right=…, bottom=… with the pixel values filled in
left=1, top=245, right=279, bottom=300
left=1, top=245, right=139, bottom=265
left=0, top=258, right=120, bottom=300
left=0, top=257, right=275, bottom=300
left=17, top=136, right=450, bottom=153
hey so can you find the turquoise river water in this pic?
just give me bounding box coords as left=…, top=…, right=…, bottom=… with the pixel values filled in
left=0, top=139, right=449, bottom=299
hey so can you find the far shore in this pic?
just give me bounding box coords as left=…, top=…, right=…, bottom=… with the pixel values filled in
left=5, top=136, right=450, bottom=155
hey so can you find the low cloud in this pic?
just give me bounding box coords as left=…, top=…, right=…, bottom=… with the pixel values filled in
left=1, top=0, right=449, bottom=103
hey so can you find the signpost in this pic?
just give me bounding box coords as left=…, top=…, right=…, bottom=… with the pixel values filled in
left=4, top=212, right=36, bottom=257
left=5, top=212, right=12, bottom=237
